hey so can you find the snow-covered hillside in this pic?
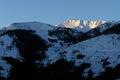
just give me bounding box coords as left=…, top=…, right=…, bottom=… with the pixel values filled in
left=4, top=22, right=54, bottom=40
left=0, top=20, right=120, bottom=80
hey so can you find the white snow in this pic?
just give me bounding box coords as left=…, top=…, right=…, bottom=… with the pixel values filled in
left=65, top=34, right=120, bottom=76
left=0, top=35, right=20, bottom=58
left=43, top=34, right=120, bottom=76
left=0, top=35, right=20, bottom=78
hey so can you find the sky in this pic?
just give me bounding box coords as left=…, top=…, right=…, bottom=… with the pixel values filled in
left=0, top=0, right=120, bottom=27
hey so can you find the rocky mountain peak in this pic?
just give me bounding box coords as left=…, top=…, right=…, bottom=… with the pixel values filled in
left=57, top=19, right=106, bottom=29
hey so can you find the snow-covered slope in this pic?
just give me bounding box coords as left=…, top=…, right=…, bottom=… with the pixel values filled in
left=4, top=21, right=54, bottom=40
left=66, top=34, right=120, bottom=76
left=0, top=20, right=120, bottom=80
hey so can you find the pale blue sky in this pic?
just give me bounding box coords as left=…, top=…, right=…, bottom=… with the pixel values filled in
left=0, top=0, right=119, bottom=27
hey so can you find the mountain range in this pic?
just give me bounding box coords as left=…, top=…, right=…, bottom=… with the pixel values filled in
left=0, top=19, right=120, bottom=80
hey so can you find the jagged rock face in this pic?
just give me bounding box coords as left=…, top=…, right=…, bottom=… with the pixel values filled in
left=0, top=21, right=120, bottom=80
left=57, top=19, right=105, bottom=29
left=61, top=19, right=80, bottom=28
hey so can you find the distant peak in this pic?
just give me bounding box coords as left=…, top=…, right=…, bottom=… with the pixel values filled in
left=57, top=19, right=106, bottom=29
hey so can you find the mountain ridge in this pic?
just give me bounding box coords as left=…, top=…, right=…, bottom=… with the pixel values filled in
left=57, top=19, right=107, bottom=32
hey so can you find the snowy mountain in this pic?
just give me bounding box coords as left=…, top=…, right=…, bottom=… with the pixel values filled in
left=0, top=20, right=120, bottom=80
left=57, top=19, right=106, bottom=32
